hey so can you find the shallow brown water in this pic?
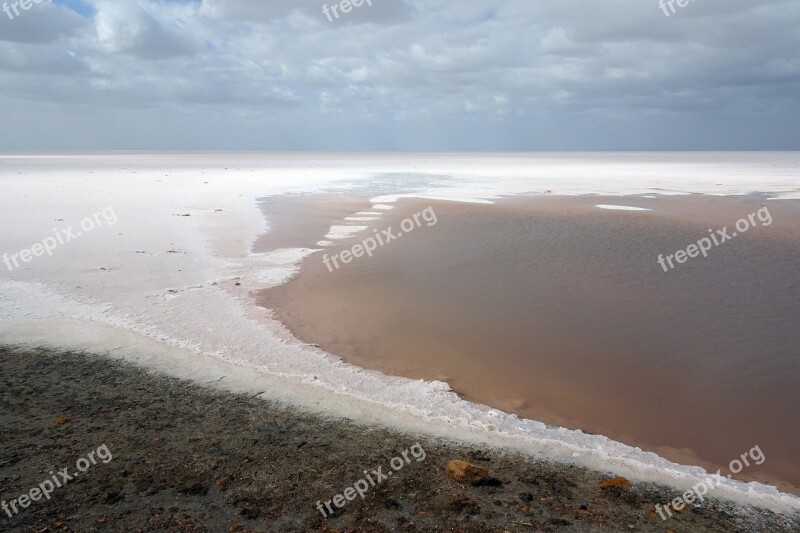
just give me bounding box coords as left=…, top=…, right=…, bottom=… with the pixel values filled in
left=257, top=194, right=800, bottom=494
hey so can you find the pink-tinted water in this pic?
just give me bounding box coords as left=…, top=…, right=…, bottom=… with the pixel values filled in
left=257, top=194, right=800, bottom=493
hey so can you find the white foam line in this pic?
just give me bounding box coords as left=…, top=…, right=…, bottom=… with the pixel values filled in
left=596, top=204, right=652, bottom=211
left=324, top=225, right=369, bottom=240
left=372, top=192, right=497, bottom=205
left=767, top=193, right=800, bottom=200
left=344, top=216, right=380, bottom=222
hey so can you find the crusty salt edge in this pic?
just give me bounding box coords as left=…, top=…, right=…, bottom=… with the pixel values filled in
left=2, top=153, right=800, bottom=515
left=2, top=277, right=799, bottom=515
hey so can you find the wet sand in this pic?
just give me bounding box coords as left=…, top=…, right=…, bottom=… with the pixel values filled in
left=2, top=346, right=799, bottom=532
left=257, top=194, right=800, bottom=495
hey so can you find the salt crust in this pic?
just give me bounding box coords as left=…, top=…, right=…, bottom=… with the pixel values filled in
left=1, top=152, right=799, bottom=514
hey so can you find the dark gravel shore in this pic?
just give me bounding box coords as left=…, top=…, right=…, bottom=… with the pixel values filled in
left=0, top=346, right=797, bottom=532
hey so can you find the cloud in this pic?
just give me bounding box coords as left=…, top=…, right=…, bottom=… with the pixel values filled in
left=0, top=1, right=86, bottom=44
left=0, top=0, right=798, bottom=149
left=200, top=0, right=414, bottom=25
left=93, top=1, right=199, bottom=60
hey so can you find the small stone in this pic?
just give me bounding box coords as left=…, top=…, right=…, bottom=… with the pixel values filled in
left=598, top=476, right=631, bottom=488
left=445, top=459, right=489, bottom=485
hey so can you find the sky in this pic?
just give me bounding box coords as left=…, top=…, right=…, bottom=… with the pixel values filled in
left=0, top=0, right=798, bottom=151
